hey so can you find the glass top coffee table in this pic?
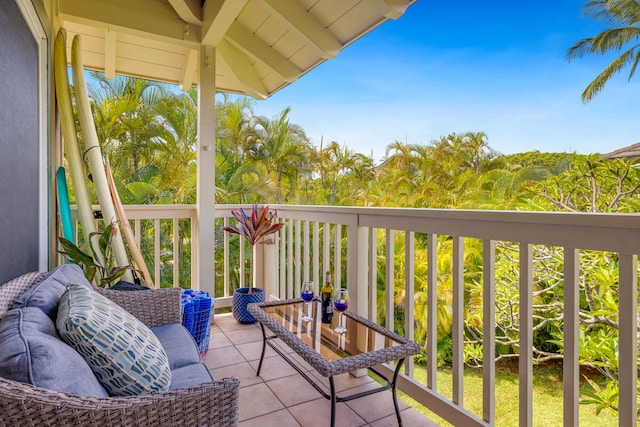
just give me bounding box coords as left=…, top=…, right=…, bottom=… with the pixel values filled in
left=248, top=298, right=420, bottom=427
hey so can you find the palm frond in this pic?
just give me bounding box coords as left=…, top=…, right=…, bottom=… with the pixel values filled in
left=581, top=47, right=638, bottom=101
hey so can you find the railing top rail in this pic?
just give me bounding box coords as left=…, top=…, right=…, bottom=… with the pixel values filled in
left=118, top=203, right=640, bottom=253
left=226, top=204, right=640, bottom=254
left=119, top=204, right=197, bottom=219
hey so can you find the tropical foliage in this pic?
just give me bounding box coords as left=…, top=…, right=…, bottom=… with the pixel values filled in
left=70, top=70, right=640, bottom=419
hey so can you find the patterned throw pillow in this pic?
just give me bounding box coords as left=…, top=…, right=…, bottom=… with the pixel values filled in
left=56, top=283, right=172, bottom=396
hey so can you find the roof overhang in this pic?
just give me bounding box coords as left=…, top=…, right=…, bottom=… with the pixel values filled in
left=58, top=0, right=417, bottom=99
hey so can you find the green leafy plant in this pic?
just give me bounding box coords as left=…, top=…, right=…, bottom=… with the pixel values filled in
left=58, top=223, right=130, bottom=287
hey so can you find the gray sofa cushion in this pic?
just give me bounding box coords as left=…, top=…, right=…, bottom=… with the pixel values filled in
left=0, top=306, right=108, bottom=397
left=151, top=323, right=201, bottom=370
left=13, top=264, right=91, bottom=320
left=169, top=363, right=214, bottom=391
left=0, top=271, right=47, bottom=320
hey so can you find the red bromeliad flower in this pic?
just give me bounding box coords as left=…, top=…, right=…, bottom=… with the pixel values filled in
left=222, top=204, right=284, bottom=246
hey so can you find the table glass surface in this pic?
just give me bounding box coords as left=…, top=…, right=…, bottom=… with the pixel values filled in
left=259, top=300, right=404, bottom=362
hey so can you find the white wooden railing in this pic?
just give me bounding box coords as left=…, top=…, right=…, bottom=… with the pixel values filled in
left=110, top=204, right=639, bottom=426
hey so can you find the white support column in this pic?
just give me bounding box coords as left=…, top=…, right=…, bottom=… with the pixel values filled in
left=196, top=45, right=216, bottom=295
left=263, top=242, right=277, bottom=300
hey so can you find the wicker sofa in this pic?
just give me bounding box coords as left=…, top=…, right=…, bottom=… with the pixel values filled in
left=0, top=265, right=239, bottom=426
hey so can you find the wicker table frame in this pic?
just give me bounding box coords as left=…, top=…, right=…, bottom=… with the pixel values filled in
left=248, top=299, right=420, bottom=427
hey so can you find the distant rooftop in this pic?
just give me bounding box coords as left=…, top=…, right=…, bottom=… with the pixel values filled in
left=602, top=142, right=640, bottom=160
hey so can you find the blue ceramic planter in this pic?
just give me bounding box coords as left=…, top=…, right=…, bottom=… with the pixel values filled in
left=232, top=287, right=265, bottom=324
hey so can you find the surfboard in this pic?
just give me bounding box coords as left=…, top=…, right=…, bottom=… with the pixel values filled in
left=70, top=35, right=134, bottom=283
left=56, top=166, right=74, bottom=243
left=54, top=30, right=104, bottom=267
left=105, top=157, right=156, bottom=288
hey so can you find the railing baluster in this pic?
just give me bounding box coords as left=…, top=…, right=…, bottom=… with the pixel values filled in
left=313, top=221, right=320, bottom=287
left=279, top=225, right=285, bottom=298
left=618, top=253, right=638, bottom=427
left=154, top=218, right=160, bottom=287
left=452, top=236, right=464, bottom=406
left=287, top=218, right=293, bottom=298
left=323, top=222, right=330, bottom=274
left=519, top=243, right=533, bottom=427
left=482, top=239, right=496, bottom=424
left=190, top=217, right=196, bottom=290
left=369, top=227, right=377, bottom=323
left=405, top=231, right=415, bottom=377
left=172, top=218, right=179, bottom=287
left=427, top=233, right=437, bottom=390
left=334, top=224, right=341, bottom=287
left=303, top=220, right=310, bottom=283
left=223, top=217, right=229, bottom=297
left=385, top=229, right=394, bottom=332
left=294, top=219, right=301, bottom=296
left=134, top=219, right=141, bottom=247
left=563, top=247, right=579, bottom=427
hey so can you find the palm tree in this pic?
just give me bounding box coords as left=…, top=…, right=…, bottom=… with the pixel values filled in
left=216, top=94, right=255, bottom=161
left=322, top=141, right=359, bottom=205
left=151, top=89, right=199, bottom=204
left=566, top=0, right=640, bottom=102
left=249, top=107, right=311, bottom=202
left=87, top=72, right=165, bottom=177
left=463, top=131, right=489, bottom=174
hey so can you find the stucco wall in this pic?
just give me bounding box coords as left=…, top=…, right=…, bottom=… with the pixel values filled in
left=0, top=0, right=42, bottom=282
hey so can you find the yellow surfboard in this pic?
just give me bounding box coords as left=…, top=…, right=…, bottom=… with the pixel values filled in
left=54, top=31, right=105, bottom=269
left=70, top=35, right=134, bottom=283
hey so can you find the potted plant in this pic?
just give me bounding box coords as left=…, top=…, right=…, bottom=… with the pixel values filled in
left=58, top=223, right=132, bottom=287
left=223, top=204, right=284, bottom=323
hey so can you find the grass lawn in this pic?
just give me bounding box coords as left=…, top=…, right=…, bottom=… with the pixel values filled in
left=395, top=362, right=618, bottom=426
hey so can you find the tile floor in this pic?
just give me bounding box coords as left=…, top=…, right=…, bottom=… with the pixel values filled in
left=204, top=313, right=439, bottom=427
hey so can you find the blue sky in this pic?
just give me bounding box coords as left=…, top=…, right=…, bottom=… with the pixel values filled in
left=252, top=0, right=639, bottom=161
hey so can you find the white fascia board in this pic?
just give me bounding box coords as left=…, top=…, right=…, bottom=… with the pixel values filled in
left=60, top=0, right=200, bottom=47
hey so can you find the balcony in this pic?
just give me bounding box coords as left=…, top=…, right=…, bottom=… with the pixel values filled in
left=115, top=203, right=639, bottom=426
left=209, top=312, right=438, bottom=426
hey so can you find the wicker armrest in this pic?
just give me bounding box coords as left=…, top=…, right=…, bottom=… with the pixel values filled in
left=0, top=376, right=240, bottom=427
left=95, top=287, right=183, bottom=328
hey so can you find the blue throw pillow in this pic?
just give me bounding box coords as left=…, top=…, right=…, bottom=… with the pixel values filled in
left=56, top=283, right=172, bottom=396
left=13, top=264, right=91, bottom=320
left=0, top=306, right=108, bottom=397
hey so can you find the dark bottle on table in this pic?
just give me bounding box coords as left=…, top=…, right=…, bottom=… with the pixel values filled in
left=321, top=271, right=334, bottom=324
